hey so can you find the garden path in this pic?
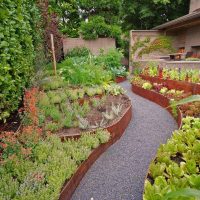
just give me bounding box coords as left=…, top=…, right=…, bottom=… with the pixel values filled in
left=71, top=81, right=177, bottom=200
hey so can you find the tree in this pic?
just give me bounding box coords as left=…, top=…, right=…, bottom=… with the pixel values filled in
left=49, top=0, right=122, bottom=38
left=121, top=0, right=189, bottom=31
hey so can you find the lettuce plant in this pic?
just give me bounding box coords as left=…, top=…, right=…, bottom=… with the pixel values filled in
left=144, top=117, right=200, bottom=200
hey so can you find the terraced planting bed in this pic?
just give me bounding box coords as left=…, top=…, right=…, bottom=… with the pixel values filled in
left=131, top=74, right=200, bottom=199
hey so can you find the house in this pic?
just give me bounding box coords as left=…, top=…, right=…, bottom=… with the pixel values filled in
left=130, top=0, right=200, bottom=69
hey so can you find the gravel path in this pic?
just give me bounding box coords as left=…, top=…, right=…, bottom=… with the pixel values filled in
left=71, top=81, right=177, bottom=200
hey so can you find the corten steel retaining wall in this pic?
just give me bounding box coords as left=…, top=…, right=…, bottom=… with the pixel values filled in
left=140, top=75, right=200, bottom=94
left=59, top=104, right=132, bottom=200
left=63, top=38, right=116, bottom=56
left=131, top=84, right=182, bottom=128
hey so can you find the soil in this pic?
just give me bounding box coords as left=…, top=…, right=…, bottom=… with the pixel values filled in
left=0, top=111, right=21, bottom=132
left=170, top=152, right=185, bottom=165
left=58, top=94, right=131, bottom=137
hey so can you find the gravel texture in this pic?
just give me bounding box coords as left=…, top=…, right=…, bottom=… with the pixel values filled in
left=71, top=81, right=177, bottom=200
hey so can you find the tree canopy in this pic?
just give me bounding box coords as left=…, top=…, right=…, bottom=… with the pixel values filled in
left=121, top=0, right=189, bottom=30
left=49, top=0, right=189, bottom=39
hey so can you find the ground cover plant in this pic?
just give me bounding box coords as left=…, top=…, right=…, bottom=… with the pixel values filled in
left=143, top=117, right=200, bottom=200
left=0, top=128, right=110, bottom=200
left=38, top=76, right=129, bottom=136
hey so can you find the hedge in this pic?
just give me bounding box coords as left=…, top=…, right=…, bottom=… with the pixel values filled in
left=0, top=0, right=41, bottom=121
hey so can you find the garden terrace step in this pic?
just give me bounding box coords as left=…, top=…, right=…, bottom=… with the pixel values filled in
left=59, top=104, right=132, bottom=200
left=131, top=84, right=183, bottom=128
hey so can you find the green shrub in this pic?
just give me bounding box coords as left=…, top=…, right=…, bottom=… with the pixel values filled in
left=97, top=48, right=123, bottom=69
left=96, top=48, right=126, bottom=78
left=80, top=16, right=121, bottom=40
left=0, top=0, right=41, bottom=121
left=58, top=57, right=112, bottom=86
left=66, top=47, right=91, bottom=58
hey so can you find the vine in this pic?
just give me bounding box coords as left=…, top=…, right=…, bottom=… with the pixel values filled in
left=138, top=36, right=174, bottom=58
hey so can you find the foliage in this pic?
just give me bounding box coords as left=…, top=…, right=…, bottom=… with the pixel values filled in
left=49, top=0, right=122, bottom=39
left=131, top=37, right=151, bottom=56
left=79, top=16, right=121, bottom=40
left=142, top=82, right=153, bottom=90
left=58, top=56, right=112, bottom=86
left=141, top=66, right=200, bottom=84
left=37, top=0, right=63, bottom=61
left=66, top=47, right=91, bottom=58
left=131, top=76, right=149, bottom=87
left=143, top=117, right=200, bottom=200
left=122, top=0, right=189, bottom=31
left=170, top=95, right=200, bottom=107
left=96, top=48, right=127, bottom=77
left=185, top=57, right=200, bottom=61
left=0, top=129, right=110, bottom=199
left=163, top=188, right=200, bottom=200
left=0, top=0, right=41, bottom=122
left=137, top=36, right=174, bottom=58
left=103, top=84, right=126, bottom=96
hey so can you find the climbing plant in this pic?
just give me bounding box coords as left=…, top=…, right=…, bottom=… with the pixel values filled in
left=138, top=36, right=175, bottom=58
left=0, top=0, right=41, bottom=121
left=131, top=36, right=174, bottom=60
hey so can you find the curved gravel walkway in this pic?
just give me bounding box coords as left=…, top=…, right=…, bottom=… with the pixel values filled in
left=72, top=81, right=177, bottom=200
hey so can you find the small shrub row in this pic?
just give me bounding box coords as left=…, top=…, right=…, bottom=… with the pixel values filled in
left=0, top=0, right=41, bottom=121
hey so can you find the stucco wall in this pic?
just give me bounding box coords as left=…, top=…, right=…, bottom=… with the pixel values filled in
left=185, top=26, right=200, bottom=51
left=168, top=30, right=186, bottom=49
left=63, top=38, right=115, bottom=56
left=130, top=30, right=163, bottom=61
left=190, top=0, right=200, bottom=13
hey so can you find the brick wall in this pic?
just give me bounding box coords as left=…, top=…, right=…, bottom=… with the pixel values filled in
left=63, top=38, right=116, bottom=56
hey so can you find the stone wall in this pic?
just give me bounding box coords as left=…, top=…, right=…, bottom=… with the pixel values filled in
left=63, top=38, right=115, bottom=56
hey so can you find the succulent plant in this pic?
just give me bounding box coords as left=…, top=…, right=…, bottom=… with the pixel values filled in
left=111, top=103, right=123, bottom=116
left=102, top=110, right=115, bottom=120
left=77, top=116, right=89, bottom=129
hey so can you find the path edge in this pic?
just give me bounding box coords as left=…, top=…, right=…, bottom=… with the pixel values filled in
left=59, top=104, right=132, bottom=200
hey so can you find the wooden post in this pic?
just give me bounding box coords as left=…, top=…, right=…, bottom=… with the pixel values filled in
left=50, top=34, right=57, bottom=76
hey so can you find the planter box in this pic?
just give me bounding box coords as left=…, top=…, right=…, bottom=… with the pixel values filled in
left=59, top=104, right=132, bottom=200
left=60, top=96, right=132, bottom=140
left=131, top=84, right=184, bottom=195
left=131, top=84, right=182, bottom=128
left=140, top=75, right=200, bottom=94
left=115, top=76, right=127, bottom=83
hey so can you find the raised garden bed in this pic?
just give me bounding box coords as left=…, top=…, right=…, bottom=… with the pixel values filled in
left=131, top=84, right=182, bottom=128
left=143, top=117, right=200, bottom=199
left=140, top=75, right=200, bottom=94
left=58, top=94, right=131, bottom=140
left=115, top=76, right=127, bottom=83
left=59, top=104, right=132, bottom=200
left=131, top=82, right=200, bottom=198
